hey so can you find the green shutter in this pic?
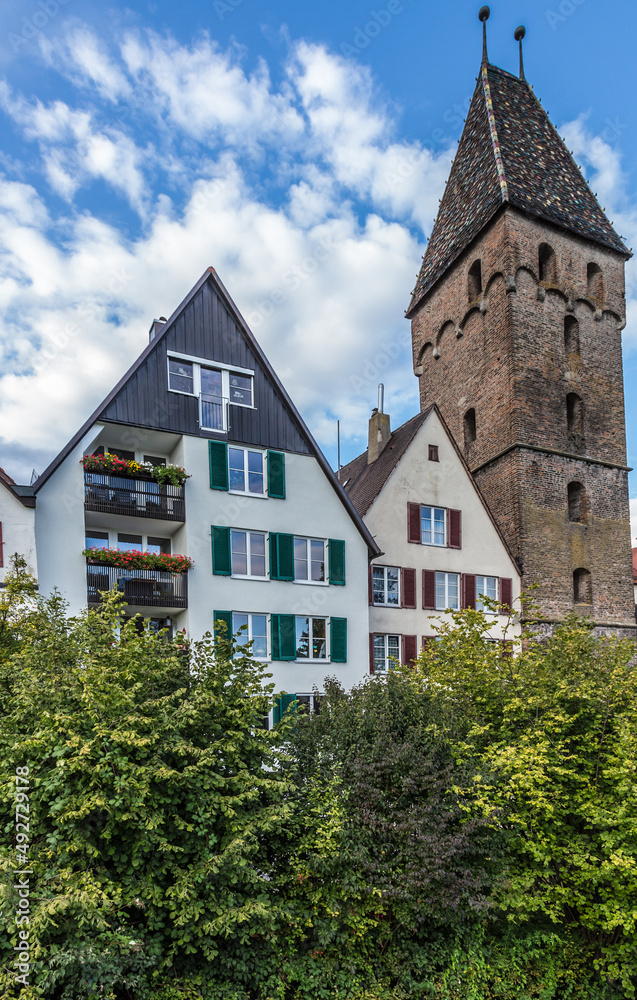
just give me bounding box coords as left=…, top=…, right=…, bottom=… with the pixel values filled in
left=211, top=526, right=231, bottom=576
left=328, top=539, right=346, bottom=586
left=330, top=617, right=347, bottom=663
left=270, top=534, right=294, bottom=581
left=214, top=610, right=233, bottom=642
left=272, top=699, right=281, bottom=725
left=267, top=451, right=286, bottom=499
left=273, top=693, right=297, bottom=725
left=271, top=614, right=296, bottom=660
left=209, top=440, right=229, bottom=491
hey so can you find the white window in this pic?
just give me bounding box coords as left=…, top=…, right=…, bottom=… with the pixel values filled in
left=295, top=693, right=320, bottom=716
left=373, top=634, right=400, bottom=672
left=421, top=506, right=446, bottom=546
left=228, top=447, right=265, bottom=495
left=293, top=538, right=326, bottom=583
left=85, top=531, right=109, bottom=550
left=232, top=612, right=268, bottom=659
left=167, top=355, right=254, bottom=432
left=230, top=531, right=267, bottom=578
left=116, top=533, right=170, bottom=554
left=476, top=576, right=498, bottom=613
left=295, top=617, right=327, bottom=659
left=372, top=566, right=400, bottom=605
left=435, top=572, right=460, bottom=611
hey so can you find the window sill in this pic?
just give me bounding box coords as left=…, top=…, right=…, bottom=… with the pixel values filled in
left=231, top=574, right=269, bottom=582
left=294, top=579, right=329, bottom=587
left=373, top=602, right=401, bottom=608
left=228, top=490, right=268, bottom=499
left=294, top=659, right=329, bottom=664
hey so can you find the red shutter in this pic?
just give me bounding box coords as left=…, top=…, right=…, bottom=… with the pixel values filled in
left=402, top=634, right=418, bottom=666
left=407, top=503, right=421, bottom=544
left=448, top=509, right=462, bottom=549
left=369, top=633, right=375, bottom=674
left=500, top=577, right=513, bottom=611
left=368, top=565, right=374, bottom=605
left=422, top=636, right=434, bottom=649
left=401, top=568, right=417, bottom=608
left=422, top=570, right=436, bottom=610
left=462, top=574, right=476, bottom=610
left=0, top=521, right=3, bottom=568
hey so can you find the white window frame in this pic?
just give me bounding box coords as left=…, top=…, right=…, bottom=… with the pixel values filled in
left=230, top=530, right=268, bottom=580
left=372, top=565, right=400, bottom=606
left=85, top=530, right=172, bottom=555
left=435, top=571, right=460, bottom=611
left=373, top=633, right=400, bottom=672
left=166, top=353, right=255, bottom=432
left=476, top=575, right=498, bottom=614
left=421, top=505, right=447, bottom=546
left=293, top=536, right=327, bottom=586
left=228, top=446, right=267, bottom=497
left=232, top=612, right=269, bottom=660
left=294, top=616, right=328, bottom=661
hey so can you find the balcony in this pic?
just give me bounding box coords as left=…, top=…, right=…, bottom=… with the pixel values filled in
left=86, top=564, right=188, bottom=609
left=84, top=471, right=185, bottom=522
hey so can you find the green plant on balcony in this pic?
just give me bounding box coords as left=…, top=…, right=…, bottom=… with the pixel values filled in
left=83, top=548, right=193, bottom=574
left=81, top=454, right=190, bottom=488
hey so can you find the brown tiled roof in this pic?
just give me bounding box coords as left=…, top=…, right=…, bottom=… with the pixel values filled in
left=339, top=409, right=432, bottom=517
left=0, top=466, right=15, bottom=486
left=407, top=62, right=630, bottom=316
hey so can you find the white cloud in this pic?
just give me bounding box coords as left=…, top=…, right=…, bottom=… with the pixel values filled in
left=40, top=28, right=131, bottom=102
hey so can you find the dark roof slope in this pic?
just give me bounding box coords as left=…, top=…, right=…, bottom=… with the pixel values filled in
left=0, top=467, right=35, bottom=507
left=407, top=62, right=629, bottom=315
left=339, top=410, right=431, bottom=517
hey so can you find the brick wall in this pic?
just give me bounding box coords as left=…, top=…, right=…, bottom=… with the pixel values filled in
left=410, top=206, right=635, bottom=628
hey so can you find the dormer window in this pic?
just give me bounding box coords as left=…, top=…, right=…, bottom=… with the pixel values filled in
left=167, top=352, right=255, bottom=433
left=468, top=259, right=482, bottom=301
left=538, top=243, right=556, bottom=283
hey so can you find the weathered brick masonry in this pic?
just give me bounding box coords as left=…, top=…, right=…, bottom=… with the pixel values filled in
left=407, top=54, right=635, bottom=632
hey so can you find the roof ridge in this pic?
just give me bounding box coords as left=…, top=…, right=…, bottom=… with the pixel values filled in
left=481, top=64, right=509, bottom=202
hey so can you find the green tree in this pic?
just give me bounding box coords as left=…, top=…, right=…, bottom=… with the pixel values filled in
left=0, top=591, right=294, bottom=999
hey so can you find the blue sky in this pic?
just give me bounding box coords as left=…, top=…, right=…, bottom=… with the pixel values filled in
left=0, top=0, right=636, bottom=534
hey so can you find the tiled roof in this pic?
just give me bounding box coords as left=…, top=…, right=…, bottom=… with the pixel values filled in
left=0, top=466, right=15, bottom=486
left=339, top=409, right=432, bottom=517
left=407, top=63, right=630, bottom=315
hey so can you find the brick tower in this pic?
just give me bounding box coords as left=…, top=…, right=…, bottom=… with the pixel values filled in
left=407, top=11, right=635, bottom=633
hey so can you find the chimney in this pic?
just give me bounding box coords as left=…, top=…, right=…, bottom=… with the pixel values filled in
left=367, top=384, right=391, bottom=464
left=149, top=316, right=167, bottom=342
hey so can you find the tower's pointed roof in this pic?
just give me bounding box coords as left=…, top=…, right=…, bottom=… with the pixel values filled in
left=407, top=60, right=630, bottom=316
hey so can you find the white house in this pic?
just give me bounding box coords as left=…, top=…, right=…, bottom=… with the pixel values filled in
left=34, top=268, right=380, bottom=711
left=340, top=404, right=521, bottom=671
left=0, top=467, right=37, bottom=585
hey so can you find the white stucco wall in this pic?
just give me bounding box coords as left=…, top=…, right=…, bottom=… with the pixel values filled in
left=366, top=410, right=521, bottom=644
left=0, top=486, right=37, bottom=584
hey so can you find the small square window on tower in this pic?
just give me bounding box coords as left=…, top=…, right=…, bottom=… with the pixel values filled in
left=428, top=445, right=439, bottom=462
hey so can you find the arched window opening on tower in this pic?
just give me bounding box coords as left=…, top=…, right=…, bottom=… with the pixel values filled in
left=464, top=408, right=477, bottom=447
left=573, top=568, right=592, bottom=605
left=567, top=482, right=587, bottom=523
left=566, top=393, right=584, bottom=448
left=538, top=243, right=557, bottom=284
left=468, top=259, right=482, bottom=301
left=564, top=316, right=580, bottom=356
left=587, top=262, right=604, bottom=304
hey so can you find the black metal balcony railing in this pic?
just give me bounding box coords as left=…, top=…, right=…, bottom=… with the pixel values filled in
left=84, top=472, right=185, bottom=521
left=87, top=565, right=188, bottom=608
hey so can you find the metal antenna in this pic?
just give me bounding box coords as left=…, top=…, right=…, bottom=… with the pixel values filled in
left=514, top=25, right=526, bottom=80
left=479, top=6, right=490, bottom=64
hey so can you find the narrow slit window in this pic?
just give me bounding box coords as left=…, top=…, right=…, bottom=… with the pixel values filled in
left=564, top=316, right=580, bottom=356
left=468, top=259, right=482, bottom=301
left=573, top=568, right=592, bottom=604
left=566, top=393, right=584, bottom=447
left=464, top=408, right=477, bottom=446
left=587, top=263, right=604, bottom=304
left=567, top=482, right=587, bottom=523
left=538, top=243, right=557, bottom=283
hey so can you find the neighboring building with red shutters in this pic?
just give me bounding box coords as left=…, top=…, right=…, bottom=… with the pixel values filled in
left=339, top=403, right=521, bottom=672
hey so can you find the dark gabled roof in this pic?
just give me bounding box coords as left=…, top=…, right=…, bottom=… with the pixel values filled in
left=339, top=409, right=432, bottom=517
left=34, top=268, right=380, bottom=558
left=0, top=467, right=35, bottom=507
left=341, top=404, right=520, bottom=573
left=407, top=62, right=630, bottom=316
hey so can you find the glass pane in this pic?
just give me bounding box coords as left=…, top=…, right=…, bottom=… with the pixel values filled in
left=421, top=507, right=432, bottom=544
left=229, top=374, right=252, bottom=406
left=312, top=618, right=326, bottom=659
left=147, top=536, right=170, bottom=555
left=372, top=566, right=385, bottom=603
left=294, top=538, right=308, bottom=581
left=247, top=451, right=264, bottom=494
left=295, top=617, right=310, bottom=659
left=435, top=571, right=446, bottom=610
left=387, top=635, right=400, bottom=662
left=168, top=359, right=193, bottom=394
left=143, top=456, right=166, bottom=467
left=310, top=540, right=325, bottom=582
left=386, top=567, right=399, bottom=605
left=374, top=635, right=386, bottom=671
left=232, top=613, right=249, bottom=651
left=434, top=508, right=446, bottom=545
left=249, top=533, right=266, bottom=577
left=200, top=368, right=222, bottom=396
left=231, top=531, right=248, bottom=576
left=117, top=533, right=142, bottom=551
left=86, top=532, right=109, bottom=549
left=251, top=615, right=267, bottom=659
left=228, top=448, right=245, bottom=492
left=448, top=574, right=459, bottom=610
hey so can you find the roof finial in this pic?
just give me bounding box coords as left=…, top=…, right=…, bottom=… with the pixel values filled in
left=514, top=25, right=526, bottom=80
left=479, top=6, right=490, bottom=64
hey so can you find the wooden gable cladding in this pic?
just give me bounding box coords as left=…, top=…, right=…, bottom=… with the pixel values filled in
left=99, top=276, right=311, bottom=455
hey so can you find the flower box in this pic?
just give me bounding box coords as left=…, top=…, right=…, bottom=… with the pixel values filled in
left=83, top=548, right=193, bottom=574
left=81, top=454, right=189, bottom=488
